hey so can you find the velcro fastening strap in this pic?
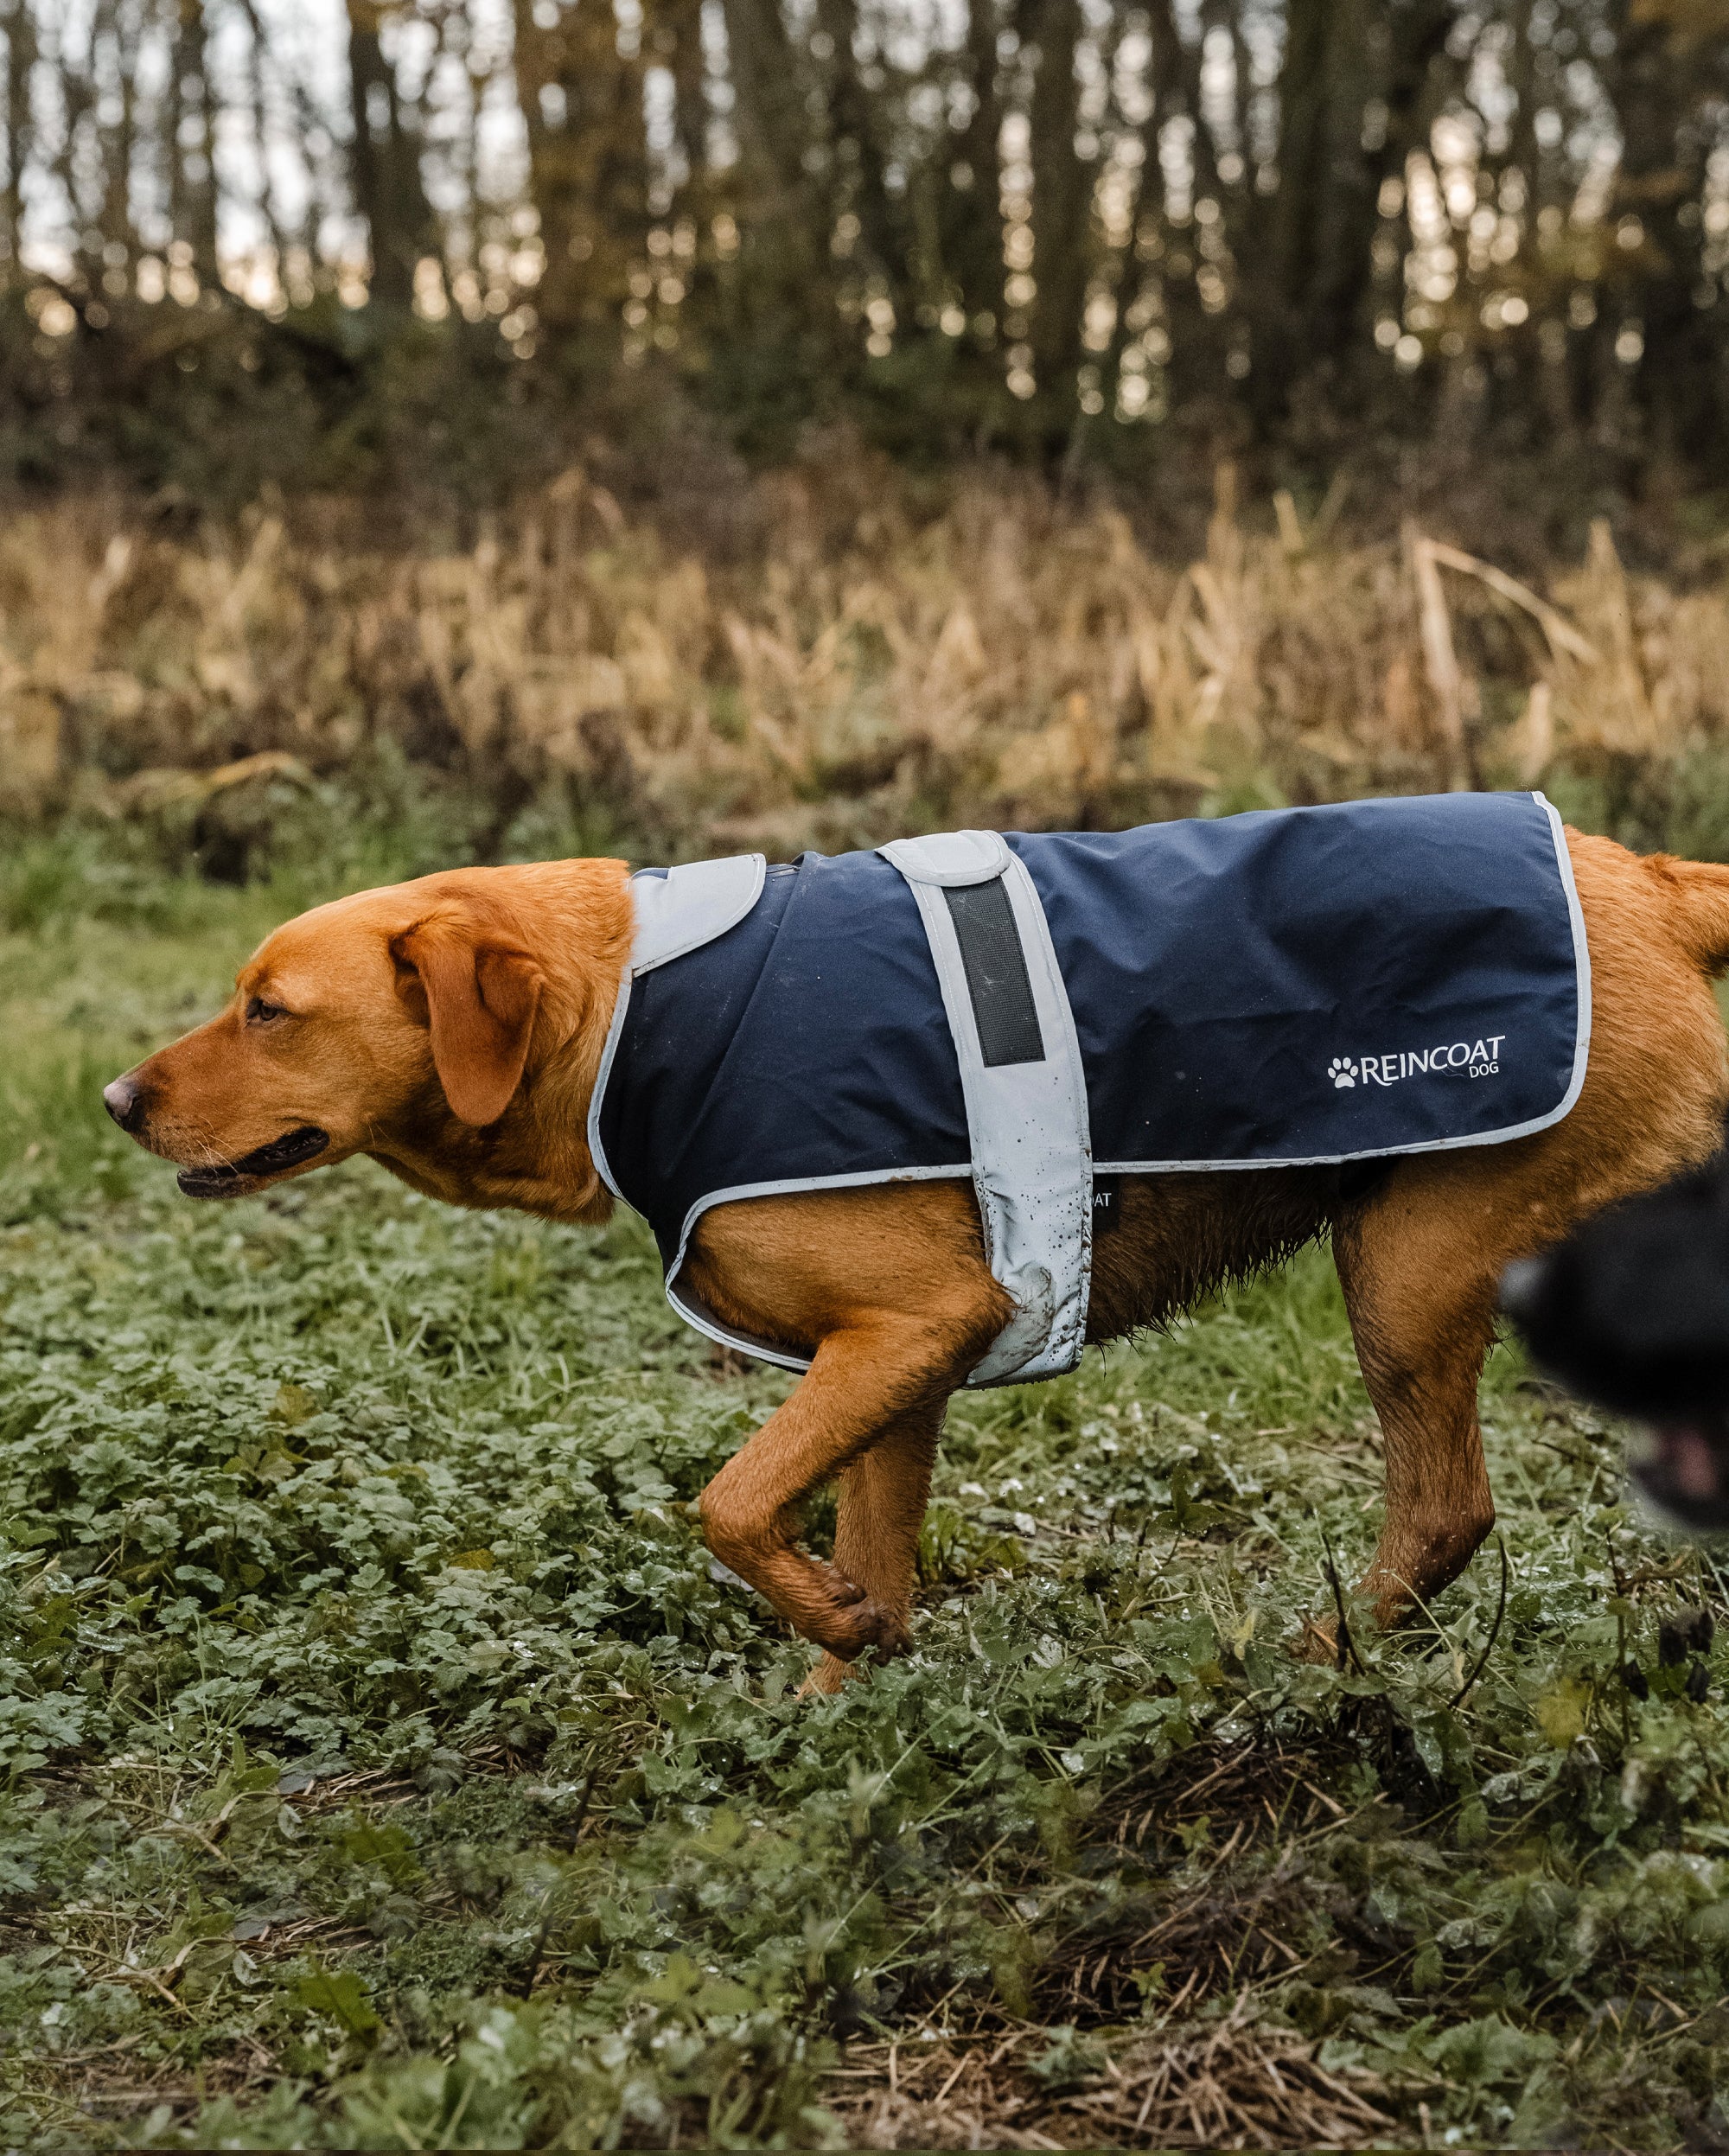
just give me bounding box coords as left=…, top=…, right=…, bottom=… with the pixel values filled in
left=629, top=853, right=766, bottom=974
left=877, top=828, right=1010, bottom=886
left=943, top=879, right=1045, bottom=1068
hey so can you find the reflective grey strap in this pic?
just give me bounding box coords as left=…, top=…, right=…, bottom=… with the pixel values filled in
left=879, top=831, right=1094, bottom=1384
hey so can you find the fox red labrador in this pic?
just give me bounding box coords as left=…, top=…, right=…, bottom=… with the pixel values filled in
left=104, top=824, right=1729, bottom=1693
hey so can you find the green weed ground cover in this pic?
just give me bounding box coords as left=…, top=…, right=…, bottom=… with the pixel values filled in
left=4, top=858, right=1729, bottom=2148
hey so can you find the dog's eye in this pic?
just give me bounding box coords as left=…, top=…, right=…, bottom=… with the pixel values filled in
left=246, top=996, right=290, bottom=1024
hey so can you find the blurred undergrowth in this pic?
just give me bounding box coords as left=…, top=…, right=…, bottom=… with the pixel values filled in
left=4, top=849, right=1729, bottom=2148
left=9, top=466, right=1729, bottom=891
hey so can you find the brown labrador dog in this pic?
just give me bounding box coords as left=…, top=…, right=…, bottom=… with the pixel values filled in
left=103, top=831, right=1729, bottom=1693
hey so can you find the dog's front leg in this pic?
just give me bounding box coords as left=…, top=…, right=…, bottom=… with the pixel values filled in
left=699, top=1325, right=966, bottom=1667
left=801, top=1399, right=945, bottom=1695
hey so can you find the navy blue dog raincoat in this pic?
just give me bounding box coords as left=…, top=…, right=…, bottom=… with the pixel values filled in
left=589, top=792, right=1588, bottom=1385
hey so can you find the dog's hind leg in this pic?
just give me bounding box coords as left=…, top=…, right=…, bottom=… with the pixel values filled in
left=800, top=1399, right=945, bottom=1697
left=1330, top=1166, right=1502, bottom=1636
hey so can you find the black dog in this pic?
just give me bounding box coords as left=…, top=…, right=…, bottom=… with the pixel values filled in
left=1501, top=1139, right=1729, bottom=1534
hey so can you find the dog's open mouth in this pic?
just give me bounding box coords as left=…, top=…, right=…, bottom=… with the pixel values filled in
left=176, top=1126, right=329, bottom=1198
left=1631, top=1419, right=1729, bottom=1534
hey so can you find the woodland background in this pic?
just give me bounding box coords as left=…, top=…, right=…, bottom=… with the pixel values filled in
left=10, top=6, right=1729, bottom=2150
left=3, top=0, right=1729, bottom=489
left=6, top=8, right=1725, bottom=2147
left=2, top=0, right=1729, bottom=862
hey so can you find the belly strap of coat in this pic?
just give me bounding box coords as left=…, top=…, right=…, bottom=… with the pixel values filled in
left=878, top=830, right=1094, bottom=1384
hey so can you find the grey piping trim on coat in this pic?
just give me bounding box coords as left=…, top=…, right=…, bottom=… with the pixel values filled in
left=585, top=971, right=633, bottom=1205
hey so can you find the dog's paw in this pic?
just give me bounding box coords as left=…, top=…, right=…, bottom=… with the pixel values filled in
left=1327, top=1056, right=1357, bottom=1090
left=807, top=1579, right=913, bottom=1664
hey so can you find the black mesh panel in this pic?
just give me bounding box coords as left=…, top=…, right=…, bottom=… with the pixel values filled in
left=942, top=878, right=1046, bottom=1067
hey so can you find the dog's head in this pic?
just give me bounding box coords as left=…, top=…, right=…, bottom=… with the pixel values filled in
left=104, top=868, right=618, bottom=1205
left=1502, top=1147, right=1729, bottom=1534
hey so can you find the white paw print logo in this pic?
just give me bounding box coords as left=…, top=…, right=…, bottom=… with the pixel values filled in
left=1328, top=1056, right=1357, bottom=1089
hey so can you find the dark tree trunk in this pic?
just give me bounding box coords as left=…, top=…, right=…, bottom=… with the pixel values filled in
left=1248, top=0, right=1451, bottom=428
left=944, top=0, right=1006, bottom=325
left=95, top=0, right=141, bottom=265
left=1025, top=0, right=1088, bottom=427
left=1602, top=4, right=1729, bottom=472
left=1130, top=0, right=1224, bottom=418
left=2, top=0, right=38, bottom=277
left=346, top=0, right=434, bottom=311
left=658, top=0, right=708, bottom=197
left=236, top=0, right=291, bottom=276
left=715, top=0, right=829, bottom=303
left=813, top=0, right=898, bottom=290
left=168, top=0, right=220, bottom=284
left=513, top=0, right=648, bottom=342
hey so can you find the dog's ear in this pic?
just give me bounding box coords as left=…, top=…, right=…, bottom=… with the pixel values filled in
left=391, top=908, right=545, bottom=1127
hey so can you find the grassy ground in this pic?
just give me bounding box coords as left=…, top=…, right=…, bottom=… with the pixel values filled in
left=6, top=867, right=1729, bottom=2150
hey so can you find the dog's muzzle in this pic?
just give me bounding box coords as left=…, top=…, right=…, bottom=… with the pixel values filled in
left=1631, top=1421, right=1729, bottom=1534
left=1496, top=1255, right=1547, bottom=1328
left=1501, top=1252, right=1729, bottom=1534
left=176, top=1126, right=329, bottom=1198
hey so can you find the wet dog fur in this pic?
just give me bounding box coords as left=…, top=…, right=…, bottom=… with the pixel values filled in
left=103, top=830, right=1729, bottom=1691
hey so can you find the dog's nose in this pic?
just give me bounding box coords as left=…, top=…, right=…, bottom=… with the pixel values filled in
left=102, top=1075, right=147, bottom=1133
left=1498, top=1255, right=1547, bottom=1324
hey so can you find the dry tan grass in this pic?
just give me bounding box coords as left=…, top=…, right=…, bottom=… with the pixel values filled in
left=3, top=469, right=1727, bottom=852
left=827, top=1998, right=1399, bottom=2149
